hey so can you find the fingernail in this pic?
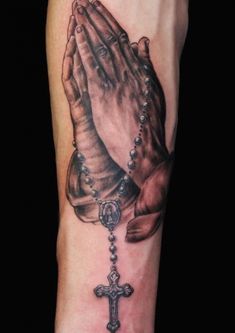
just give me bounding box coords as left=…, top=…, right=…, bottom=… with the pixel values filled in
left=72, top=1, right=78, bottom=11
left=77, top=5, right=84, bottom=14
left=92, top=0, right=101, bottom=7
left=76, top=25, right=83, bottom=33
left=145, top=38, right=150, bottom=47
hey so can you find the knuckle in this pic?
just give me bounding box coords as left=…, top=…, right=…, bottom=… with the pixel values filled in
left=105, top=33, right=118, bottom=46
left=133, top=63, right=142, bottom=76
left=73, top=97, right=83, bottom=109
left=119, top=32, right=129, bottom=43
left=65, top=89, right=76, bottom=104
left=73, top=64, right=83, bottom=76
left=86, top=55, right=97, bottom=70
left=94, top=44, right=109, bottom=58
left=79, top=42, right=91, bottom=55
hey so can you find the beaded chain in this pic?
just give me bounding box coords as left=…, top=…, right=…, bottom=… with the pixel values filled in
left=72, top=67, right=151, bottom=333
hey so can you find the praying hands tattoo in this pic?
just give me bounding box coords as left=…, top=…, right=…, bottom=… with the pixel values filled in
left=63, top=0, right=173, bottom=243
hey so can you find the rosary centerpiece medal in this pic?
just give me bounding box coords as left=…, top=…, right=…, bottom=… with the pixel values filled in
left=99, top=200, right=121, bottom=231
left=94, top=200, right=134, bottom=333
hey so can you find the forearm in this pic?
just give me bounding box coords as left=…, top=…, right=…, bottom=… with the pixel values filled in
left=46, top=1, right=188, bottom=332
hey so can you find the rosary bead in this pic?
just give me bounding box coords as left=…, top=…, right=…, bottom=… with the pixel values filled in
left=77, top=152, right=85, bottom=161
left=139, top=115, right=147, bottom=124
left=81, top=165, right=89, bottom=174
left=143, top=101, right=148, bottom=108
left=144, top=89, right=150, bottom=97
left=130, top=149, right=137, bottom=159
left=85, top=176, right=93, bottom=185
left=128, top=160, right=136, bottom=170
left=119, top=183, right=126, bottom=192
left=91, top=189, right=98, bottom=197
left=145, top=77, right=150, bottom=84
left=120, top=183, right=125, bottom=190
left=109, top=234, right=116, bottom=242
left=143, top=64, right=149, bottom=71
left=134, top=136, right=142, bottom=145
left=109, top=245, right=117, bottom=253
left=123, top=175, right=130, bottom=183
left=110, top=254, right=118, bottom=262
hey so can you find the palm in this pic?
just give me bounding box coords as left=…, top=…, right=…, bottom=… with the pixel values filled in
left=62, top=36, right=139, bottom=224
left=90, top=53, right=169, bottom=187
left=62, top=0, right=173, bottom=242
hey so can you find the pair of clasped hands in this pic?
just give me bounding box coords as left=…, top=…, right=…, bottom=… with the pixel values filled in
left=63, top=0, right=172, bottom=243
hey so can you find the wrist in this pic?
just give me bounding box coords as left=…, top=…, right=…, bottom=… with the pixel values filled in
left=55, top=207, right=162, bottom=333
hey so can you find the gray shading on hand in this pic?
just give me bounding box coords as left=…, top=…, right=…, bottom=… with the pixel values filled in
left=62, top=0, right=173, bottom=242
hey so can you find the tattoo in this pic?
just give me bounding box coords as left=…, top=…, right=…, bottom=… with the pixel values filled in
left=62, top=0, right=173, bottom=331
left=94, top=266, right=134, bottom=332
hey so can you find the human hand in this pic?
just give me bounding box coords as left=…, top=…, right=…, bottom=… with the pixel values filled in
left=63, top=0, right=173, bottom=242
left=72, top=0, right=169, bottom=188
left=62, top=15, right=139, bottom=223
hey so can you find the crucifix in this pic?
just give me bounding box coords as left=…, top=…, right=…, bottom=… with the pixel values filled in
left=94, top=265, right=134, bottom=333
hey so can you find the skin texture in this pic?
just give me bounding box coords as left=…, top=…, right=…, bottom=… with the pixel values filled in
left=63, top=0, right=173, bottom=242
left=46, top=0, right=188, bottom=331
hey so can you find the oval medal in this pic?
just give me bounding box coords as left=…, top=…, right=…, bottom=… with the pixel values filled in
left=99, top=200, right=121, bottom=231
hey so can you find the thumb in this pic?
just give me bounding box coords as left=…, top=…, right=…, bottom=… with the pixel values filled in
left=138, top=37, right=150, bottom=62
left=125, top=156, right=173, bottom=243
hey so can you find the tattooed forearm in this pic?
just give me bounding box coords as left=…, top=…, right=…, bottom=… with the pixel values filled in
left=62, top=0, right=174, bottom=331
left=63, top=0, right=172, bottom=243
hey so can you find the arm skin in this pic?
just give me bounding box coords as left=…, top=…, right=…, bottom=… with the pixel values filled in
left=46, top=1, right=188, bottom=332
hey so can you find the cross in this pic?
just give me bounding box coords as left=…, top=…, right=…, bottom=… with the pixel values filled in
left=94, top=266, right=134, bottom=333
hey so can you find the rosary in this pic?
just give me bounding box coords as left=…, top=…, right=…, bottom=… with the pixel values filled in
left=73, top=71, right=151, bottom=332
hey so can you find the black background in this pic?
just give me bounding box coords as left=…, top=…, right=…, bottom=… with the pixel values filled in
left=3, top=1, right=223, bottom=332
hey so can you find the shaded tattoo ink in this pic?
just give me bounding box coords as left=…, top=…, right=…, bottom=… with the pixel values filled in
left=62, top=0, right=173, bottom=331
left=94, top=266, right=134, bottom=333
left=63, top=0, right=172, bottom=243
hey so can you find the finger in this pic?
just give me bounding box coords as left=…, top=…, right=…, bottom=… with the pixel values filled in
left=73, top=49, right=88, bottom=94
left=126, top=212, right=163, bottom=243
left=126, top=158, right=172, bottom=242
left=63, top=37, right=75, bottom=82
left=62, top=37, right=80, bottom=104
left=73, top=3, right=88, bottom=24
left=91, top=0, right=142, bottom=78
left=76, top=0, right=90, bottom=8
left=75, top=25, right=106, bottom=83
left=72, top=0, right=79, bottom=13
left=138, top=37, right=150, bottom=60
left=75, top=5, right=116, bottom=82
left=131, top=42, right=138, bottom=57
left=137, top=36, right=158, bottom=82
left=91, top=0, right=124, bottom=37
left=64, top=35, right=76, bottom=59
left=75, top=1, right=128, bottom=81
left=67, top=15, right=76, bottom=40
left=120, top=33, right=143, bottom=78
left=80, top=1, right=120, bottom=45
left=63, top=76, right=80, bottom=105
